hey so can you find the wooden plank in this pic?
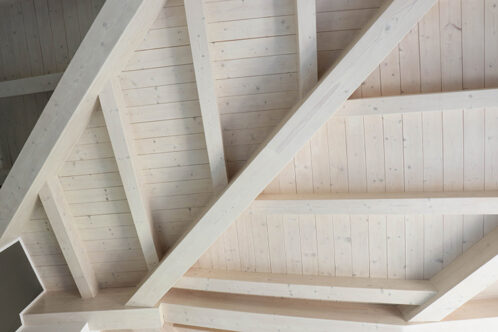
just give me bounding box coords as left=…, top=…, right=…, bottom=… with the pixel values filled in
left=295, top=0, right=318, bottom=98
left=252, top=192, right=498, bottom=215
left=337, top=88, right=498, bottom=116
left=184, top=0, right=227, bottom=194
left=163, top=291, right=498, bottom=331
left=0, top=73, right=62, bottom=98
left=18, top=322, right=89, bottom=332
left=162, top=289, right=406, bottom=331
left=0, top=0, right=167, bottom=248
left=176, top=269, right=436, bottom=305
left=22, top=288, right=163, bottom=331
left=99, top=79, right=160, bottom=270
left=39, top=176, right=98, bottom=298
left=401, top=226, right=498, bottom=322
left=127, top=0, right=438, bottom=307
left=291, top=0, right=318, bottom=197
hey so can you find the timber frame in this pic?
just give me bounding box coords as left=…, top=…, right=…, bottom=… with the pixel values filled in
left=1, top=0, right=498, bottom=331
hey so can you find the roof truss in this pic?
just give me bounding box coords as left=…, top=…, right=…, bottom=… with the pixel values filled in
left=2, top=0, right=498, bottom=330
left=128, top=0, right=440, bottom=307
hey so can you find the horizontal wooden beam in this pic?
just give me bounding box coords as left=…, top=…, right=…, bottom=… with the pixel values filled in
left=39, top=177, right=98, bottom=298
left=0, top=73, right=62, bottom=98
left=0, top=0, right=167, bottom=248
left=162, top=289, right=407, bottom=331
left=18, top=322, right=89, bottom=332
left=252, top=192, right=498, bottom=215
left=22, top=288, right=163, bottom=331
left=401, top=226, right=498, bottom=322
left=20, top=289, right=498, bottom=332
left=162, top=290, right=498, bottom=331
left=175, top=269, right=436, bottom=305
left=338, top=88, right=498, bottom=117
left=127, top=0, right=438, bottom=307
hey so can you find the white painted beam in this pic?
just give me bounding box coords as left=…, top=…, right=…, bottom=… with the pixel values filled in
left=295, top=0, right=318, bottom=97
left=185, top=0, right=228, bottom=194
left=252, top=192, right=498, bottom=215
left=99, top=79, right=160, bottom=270
left=175, top=269, right=436, bottom=305
left=163, top=292, right=498, bottom=331
left=17, top=322, right=89, bottom=332
left=0, top=73, right=63, bottom=98
left=401, top=226, right=498, bottom=322
left=22, top=288, right=163, bottom=331
left=39, top=177, right=98, bottom=298
left=162, top=289, right=406, bottom=332
left=338, top=88, right=498, bottom=117
left=127, top=0, right=438, bottom=307
left=0, top=0, right=167, bottom=248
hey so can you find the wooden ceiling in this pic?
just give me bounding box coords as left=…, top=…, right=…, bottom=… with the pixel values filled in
left=0, top=0, right=497, bottom=331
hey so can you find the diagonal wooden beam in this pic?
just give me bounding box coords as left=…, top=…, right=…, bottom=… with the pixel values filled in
left=338, top=88, right=498, bottom=117
left=184, top=0, right=228, bottom=194
left=99, top=79, right=160, bottom=270
left=175, top=268, right=436, bottom=305
left=127, top=0, right=438, bottom=307
left=0, top=0, right=167, bottom=248
left=401, top=226, right=498, bottom=322
left=252, top=192, right=498, bottom=215
left=39, top=176, right=98, bottom=298
left=0, top=72, right=63, bottom=98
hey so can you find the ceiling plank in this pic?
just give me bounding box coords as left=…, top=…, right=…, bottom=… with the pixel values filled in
left=39, top=176, right=98, bottom=298
left=127, top=0, right=438, bottom=307
left=252, top=192, right=498, bottom=215
left=185, top=0, right=228, bottom=194
left=0, top=0, right=167, bottom=248
left=338, top=88, right=498, bottom=117
left=175, top=268, right=436, bottom=305
left=401, top=226, right=498, bottom=322
left=99, top=79, right=160, bottom=270
left=0, top=72, right=62, bottom=98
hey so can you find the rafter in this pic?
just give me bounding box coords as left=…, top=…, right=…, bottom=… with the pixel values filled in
left=185, top=0, right=228, bottom=194
left=127, top=0, right=438, bottom=307
left=39, top=176, right=98, bottom=299
left=99, top=79, right=160, bottom=270
left=175, top=269, right=436, bottom=305
left=401, top=226, right=498, bottom=322
left=0, top=72, right=62, bottom=98
left=252, top=192, right=498, bottom=215
left=0, top=0, right=167, bottom=248
left=337, top=88, right=498, bottom=117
